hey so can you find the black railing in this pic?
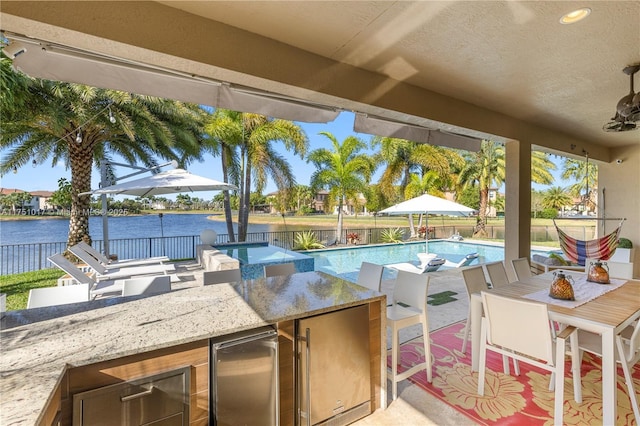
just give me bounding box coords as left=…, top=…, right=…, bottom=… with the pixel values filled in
left=0, top=225, right=595, bottom=275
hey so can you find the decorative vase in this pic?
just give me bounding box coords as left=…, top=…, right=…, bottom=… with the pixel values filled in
left=587, top=260, right=610, bottom=284
left=549, top=271, right=575, bottom=301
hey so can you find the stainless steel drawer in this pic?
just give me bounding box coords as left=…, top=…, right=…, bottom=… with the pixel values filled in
left=73, top=366, right=190, bottom=426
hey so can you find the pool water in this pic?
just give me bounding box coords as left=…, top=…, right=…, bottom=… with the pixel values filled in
left=305, top=240, right=549, bottom=283
left=215, top=242, right=314, bottom=279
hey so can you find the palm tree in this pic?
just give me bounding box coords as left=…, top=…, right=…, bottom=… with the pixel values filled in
left=204, top=110, right=308, bottom=241
left=458, top=141, right=555, bottom=236
left=542, top=186, right=573, bottom=213
left=309, top=132, right=375, bottom=243
left=203, top=109, right=242, bottom=241
left=371, top=136, right=462, bottom=235
left=1, top=58, right=205, bottom=249
left=404, top=170, right=444, bottom=230
left=561, top=157, right=597, bottom=213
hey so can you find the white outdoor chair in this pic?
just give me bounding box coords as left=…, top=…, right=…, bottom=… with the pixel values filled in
left=460, top=265, right=490, bottom=354
left=74, top=241, right=169, bottom=267
left=387, top=270, right=432, bottom=400
left=511, top=257, right=533, bottom=281
left=577, top=317, right=640, bottom=422
left=478, top=291, right=582, bottom=425
left=264, top=263, right=295, bottom=278
left=585, top=257, right=634, bottom=280
left=484, top=261, right=510, bottom=288
left=443, top=253, right=479, bottom=268
left=27, top=283, right=90, bottom=308
left=68, top=245, right=175, bottom=280
left=121, top=275, right=171, bottom=296
left=203, top=269, right=242, bottom=285
left=356, top=262, right=384, bottom=291
left=48, top=253, right=129, bottom=297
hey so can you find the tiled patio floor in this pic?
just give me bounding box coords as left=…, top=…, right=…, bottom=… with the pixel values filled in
left=173, top=262, right=476, bottom=425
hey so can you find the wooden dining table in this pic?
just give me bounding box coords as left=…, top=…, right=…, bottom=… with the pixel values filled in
left=470, top=271, right=640, bottom=425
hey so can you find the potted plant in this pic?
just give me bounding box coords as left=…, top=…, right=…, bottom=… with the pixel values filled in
left=611, top=237, right=635, bottom=263
left=347, top=232, right=360, bottom=245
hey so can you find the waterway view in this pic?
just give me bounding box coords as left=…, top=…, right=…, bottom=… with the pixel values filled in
left=0, top=213, right=308, bottom=246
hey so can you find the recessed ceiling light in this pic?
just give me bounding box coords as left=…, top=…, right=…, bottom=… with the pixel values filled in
left=560, top=8, right=591, bottom=24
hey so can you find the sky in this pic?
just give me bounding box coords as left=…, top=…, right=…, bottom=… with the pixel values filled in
left=0, top=110, right=570, bottom=200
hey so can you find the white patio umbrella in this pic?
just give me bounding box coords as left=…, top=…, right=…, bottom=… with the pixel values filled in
left=379, top=194, right=475, bottom=253
left=80, top=169, right=238, bottom=255
left=81, top=168, right=237, bottom=197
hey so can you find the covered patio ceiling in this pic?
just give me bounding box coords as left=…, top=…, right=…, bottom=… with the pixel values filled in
left=1, top=1, right=639, bottom=160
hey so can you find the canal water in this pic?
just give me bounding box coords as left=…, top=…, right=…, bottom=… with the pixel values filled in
left=0, top=213, right=301, bottom=245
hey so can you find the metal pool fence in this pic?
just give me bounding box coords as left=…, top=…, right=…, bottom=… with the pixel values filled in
left=0, top=225, right=594, bottom=275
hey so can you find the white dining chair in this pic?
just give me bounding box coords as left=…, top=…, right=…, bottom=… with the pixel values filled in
left=484, top=261, right=510, bottom=288
left=121, top=275, right=171, bottom=296
left=511, top=257, right=533, bottom=281
left=27, top=284, right=90, bottom=308
left=356, top=262, right=384, bottom=292
left=387, top=270, right=431, bottom=400
left=460, top=265, right=491, bottom=354
left=478, top=291, right=582, bottom=425
left=203, top=268, right=242, bottom=285
left=264, top=262, right=295, bottom=277
left=577, top=317, right=640, bottom=422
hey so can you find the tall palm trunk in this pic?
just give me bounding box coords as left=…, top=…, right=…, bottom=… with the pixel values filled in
left=67, top=140, right=93, bottom=251
left=337, top=198, right=344, bottom=243
left=239, top=160, right=252, bottom=241
left=474, top=186, right=489, bottom=237
left=220, top=147, right=235, bottom=242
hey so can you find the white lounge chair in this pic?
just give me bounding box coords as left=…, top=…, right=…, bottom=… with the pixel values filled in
left=47, top=253, right=125, bottom=297
left=74, top=241, right=169, bottom=267
left=121, top=276, right=171, bottom=296
left=443, top=253, right=479, bottom=268
left=27, top=283, right=90, bottom=308
left=68, top=245, right=175, bottom=280
left=386, top=257, right=445, bottom=274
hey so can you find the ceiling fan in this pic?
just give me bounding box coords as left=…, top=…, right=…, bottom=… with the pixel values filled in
left=603, top=64, right=640, bottom=132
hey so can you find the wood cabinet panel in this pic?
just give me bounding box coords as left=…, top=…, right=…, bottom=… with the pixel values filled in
left=68, top=341, right=207, bottom=395
left=277, top=320, right=295, bottom=426
left=63, top=340, right=209, bottom=425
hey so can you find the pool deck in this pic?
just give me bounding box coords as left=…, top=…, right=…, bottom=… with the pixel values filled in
left=171, top=259, right=470, bottom=339
left=168, top=259, right=475, bottom=425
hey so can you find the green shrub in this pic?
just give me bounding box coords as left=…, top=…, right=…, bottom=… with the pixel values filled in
left=293, top=230, right=325, bottom=250
left=618, top=237, right=633, bottom=248
left=380, top=227, right=405, bottom=244
left=0, top=269, right=64, bottom=311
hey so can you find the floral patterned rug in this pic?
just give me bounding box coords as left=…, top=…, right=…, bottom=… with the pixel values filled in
left=388, top=321, right=639, bottom=425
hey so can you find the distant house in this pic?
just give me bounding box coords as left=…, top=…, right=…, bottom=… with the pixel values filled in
left=313, top=190, right=368, bottom=216
left=266, top=189, right=369, bottom=215
left=0, top=188, right=55, bottom=211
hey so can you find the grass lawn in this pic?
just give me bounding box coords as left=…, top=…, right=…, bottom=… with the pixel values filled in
left=0, top=269, right=65, bottom=311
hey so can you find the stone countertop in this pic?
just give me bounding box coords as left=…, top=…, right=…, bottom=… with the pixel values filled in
left=1, top=271, right=384, bottom=426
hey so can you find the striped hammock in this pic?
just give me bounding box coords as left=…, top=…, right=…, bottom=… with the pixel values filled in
left=554, top=220, right=623, bottom=266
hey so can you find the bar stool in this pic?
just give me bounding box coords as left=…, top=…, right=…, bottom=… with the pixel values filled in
left=387, top=270, right=431, bottom=400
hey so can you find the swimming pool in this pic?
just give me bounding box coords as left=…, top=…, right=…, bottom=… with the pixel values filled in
left=305, top=240, right=550, bottom=283
left=215, top=242, right=314, bottom=279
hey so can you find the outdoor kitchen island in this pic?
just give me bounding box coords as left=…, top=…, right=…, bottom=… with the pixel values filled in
left=1, top=271, right=386, bottom=426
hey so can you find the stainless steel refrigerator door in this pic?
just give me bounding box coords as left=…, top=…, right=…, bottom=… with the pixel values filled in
left=298, top=305, right=371, bottom=425
left=211, top=327, right=279, bottom=426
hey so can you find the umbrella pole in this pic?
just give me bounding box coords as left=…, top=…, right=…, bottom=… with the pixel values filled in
left=425, top=214, right=429, bottom=254
left=100, top=163, right=110, bottom=257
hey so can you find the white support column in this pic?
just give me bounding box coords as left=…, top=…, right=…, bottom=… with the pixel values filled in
left=504, top=139, right=531, bottom=279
